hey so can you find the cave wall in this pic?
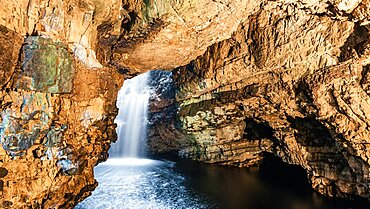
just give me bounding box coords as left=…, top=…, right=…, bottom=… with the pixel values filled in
left=0, top=0, right=274, bottom=207
left=0, top=28, right=123, bottom=208
left=148, top=0, right=370, bottom=201
left=1, top=0, right=370, bottom=207
left=0, top=0, right=127, bottom=207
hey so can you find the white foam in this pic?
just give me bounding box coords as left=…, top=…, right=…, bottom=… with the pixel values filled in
left=103, top=158, right=162, bottom=166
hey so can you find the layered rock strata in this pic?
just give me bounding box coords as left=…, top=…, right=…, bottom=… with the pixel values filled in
left=147, top=70, right=191, bottom=153
left=0, top=0, right=272, bottom=207
left=148, top=0, right=370, bottom=201
left=1, top=0, right=370, bottom=207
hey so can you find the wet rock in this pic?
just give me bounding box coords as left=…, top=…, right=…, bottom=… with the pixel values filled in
left=0, top=167, right=8, bottom=178
left=0, top=1, right=125, bottom=207
left=148, top=70, right=175, bottom=112
left=0, top=180, right=4, bottom=191
left=147, top=70, right=192, bottom=154
left=44, top=125, right=68, bottom=147
left=148, top=1, right=370, bottom=201
left=0, top=65, right=123, bottom=207
left=0, top=91, right=57, bottom=156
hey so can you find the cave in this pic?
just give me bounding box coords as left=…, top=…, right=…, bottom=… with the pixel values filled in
left=76, top=71, right=370, bottom=208
left=1, top=0, right=370, bottom=208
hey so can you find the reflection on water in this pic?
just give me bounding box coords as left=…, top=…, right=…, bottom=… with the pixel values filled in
left=76, top=157, right=370, bottom=209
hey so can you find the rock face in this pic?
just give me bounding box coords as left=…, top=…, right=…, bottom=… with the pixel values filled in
left=0, top=28, right=123, bottom=208
left=147, top=70, right=191, bottom=154
left=110, top=0, right=262, bottom=71
left=1, top=0, right=370, bottom=207
left=148, top=0, right=370, bottom=201
left=0, top=1, right=125, bottom=207
left=0, top=0, right=269, bottom=207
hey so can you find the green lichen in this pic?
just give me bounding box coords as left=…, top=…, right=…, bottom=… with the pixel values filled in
left=141, top=0, right=174, bottom=24
left=21, top=37, right=74, bottom=93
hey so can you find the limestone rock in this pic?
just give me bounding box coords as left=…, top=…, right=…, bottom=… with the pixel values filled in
left=110, top=0, right=262, bottom=71
left=0, top=0, right=127, bottom=206
left=2, top=0, right=370, bottom=207
left=147, top=70, right=191, bottom=154
left=148, top=0, right=370, bottom=201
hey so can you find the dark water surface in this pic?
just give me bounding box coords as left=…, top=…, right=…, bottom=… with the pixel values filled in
left=76, top=155, right=370, bottom=209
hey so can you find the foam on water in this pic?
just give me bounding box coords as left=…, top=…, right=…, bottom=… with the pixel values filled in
left=75, top=159, right=208, bottom=209
left=103, top=158, right=164, bottom=166
left=77, top=72, right=209, bottom=209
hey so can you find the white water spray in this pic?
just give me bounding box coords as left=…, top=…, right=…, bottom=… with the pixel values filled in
left=109, top=72, right=151, bottom=158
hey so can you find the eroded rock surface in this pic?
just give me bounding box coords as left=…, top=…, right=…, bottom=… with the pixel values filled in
left=148, top=0, right=370, bottom=201
left=0, top=32, right=123, bottom=207
left=0, top=4, right=124, bottom=206
left=1, top=0, right=370, bottom=207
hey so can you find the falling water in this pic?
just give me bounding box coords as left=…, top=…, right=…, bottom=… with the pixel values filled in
left=77, top=70, right=369, bottom=209
left=109, top=72, right=151, bottom=158
left=76, top=72, right=209, bottom=209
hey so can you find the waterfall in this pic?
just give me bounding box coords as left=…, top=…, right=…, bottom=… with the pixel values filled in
left=109, top=72, right=151, bottom=158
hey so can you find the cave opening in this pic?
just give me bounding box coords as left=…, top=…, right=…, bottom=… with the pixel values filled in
left=76, top=71, right=370, bottom=209
left=76, top=71, right=212, bottom=209
left=258, top=153, right=370, bottom=209
left=1, top=0, right=370, bottom=207
left=259, top=152, right=312, bottom=195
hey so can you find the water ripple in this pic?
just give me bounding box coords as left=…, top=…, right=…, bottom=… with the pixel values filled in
left=76, top=158, right=209, bottom=209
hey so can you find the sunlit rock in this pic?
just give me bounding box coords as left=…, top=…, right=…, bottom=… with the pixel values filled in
left=147, top=0, right=370, bottom=201
left=0, top=25, right=23, bottom=88
left=1, top=0, right=370, bottom=207
left=20, top=37, right=74, bottom=93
